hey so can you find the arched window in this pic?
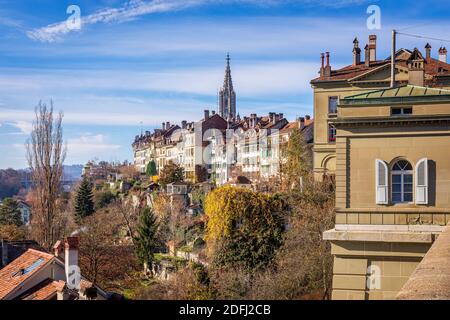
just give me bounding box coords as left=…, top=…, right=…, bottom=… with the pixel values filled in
left=391, top=160, right=413, bottom=203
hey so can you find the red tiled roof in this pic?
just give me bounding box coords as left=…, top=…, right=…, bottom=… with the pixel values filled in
left=20, top=279, right=65, bottom=300
left=0, top=249, right=54, bottom=300
left=311, top=51, right=450, bottom=83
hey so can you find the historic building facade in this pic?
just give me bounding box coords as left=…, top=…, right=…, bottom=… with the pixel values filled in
left=320, top=37, right=450, bottom=299
left=311, top=35, right=450, bottom=181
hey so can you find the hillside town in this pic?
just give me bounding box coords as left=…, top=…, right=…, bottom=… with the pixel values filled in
left=1, top=2, right=450, bottom=303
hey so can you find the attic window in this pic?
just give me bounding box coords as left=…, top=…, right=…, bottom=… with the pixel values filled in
left=392, top=107, right=412, bottom=116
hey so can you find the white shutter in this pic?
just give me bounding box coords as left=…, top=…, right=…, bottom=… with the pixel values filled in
left=375, top=159, right=388, bottom=204
left=415, top=158, right=428, bottom=205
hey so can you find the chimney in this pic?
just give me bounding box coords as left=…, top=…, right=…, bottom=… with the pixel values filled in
left=324, top=52, right=331, bottom=77
left=439, top=47, right=447, bottom=63
left=407, top=48, right=425, bottom=87
left=365, top=45, right=370, bottom=67
left=298, top=117, right=305, bottom=130
left=65, top=237, right=80, bottom=290
left=369, top=35, right=377, bottom=62
left=162, top=122, right=166, bottom=131
left=212, top=110, right=216, bottom=116
left=181, top=120, right=187, bottom=129
left=53, top=240, right=64, bottom=259
left=353, top=38, right=361, bottom=66
left=425, top=43, right=432, bottom=61
left=279, top=113, right=284, bottom=120
left=320, top=53, right=325, bottom=77
left=305, top=115, right=311, bottom=123
left=1, top=239, right=8, bottom=268
left=166, top=122, right=170, bottom=130
left=204, top=109, right=210, bottom=121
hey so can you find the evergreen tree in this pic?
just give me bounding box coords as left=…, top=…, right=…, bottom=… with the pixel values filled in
left=0, top=198, right=22, bottom=226
left=134, top=207, right=159, bottom=276
left=74, top=177, right=95, bottom=219
left=146, top=160, right=157, bottom=177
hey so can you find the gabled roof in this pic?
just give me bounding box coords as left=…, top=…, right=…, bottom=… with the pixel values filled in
left=0, top=249, right=54, bottom=300
left=18, top=279, right=65, bottom=300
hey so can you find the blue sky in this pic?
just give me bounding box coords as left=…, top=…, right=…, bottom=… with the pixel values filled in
left=0, top=0, right=449, bottom=168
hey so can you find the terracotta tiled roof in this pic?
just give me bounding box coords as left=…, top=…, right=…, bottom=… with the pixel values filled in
left=311, top=50, right=450, bottom=83
left=0, top=249, right=54, bottom=300
left=20, top=279, right=65, bottom=300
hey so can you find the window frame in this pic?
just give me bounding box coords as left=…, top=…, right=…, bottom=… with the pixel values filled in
left=391, top=107, right=413, bottom=116
left=390, top=160, right=414, bottom=204
left=328, top=96, right=339, bottom=115
left=328, top=124, right=337, bottom=143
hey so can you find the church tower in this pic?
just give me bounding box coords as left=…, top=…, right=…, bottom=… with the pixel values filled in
left=219, top=53, right=236, bottom=121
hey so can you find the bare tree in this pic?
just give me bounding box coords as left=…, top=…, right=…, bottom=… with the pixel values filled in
left=26, top=101, right=67, bottom=250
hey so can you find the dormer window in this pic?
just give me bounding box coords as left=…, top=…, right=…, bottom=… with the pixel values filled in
left=392, top=107, right=412, bottom=116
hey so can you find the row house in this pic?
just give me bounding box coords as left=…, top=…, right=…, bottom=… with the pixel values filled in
left=209, top=113, right=314, bottom=186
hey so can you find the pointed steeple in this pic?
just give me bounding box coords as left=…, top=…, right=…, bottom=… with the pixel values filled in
left=223, top=53, right=234, bottom=90
left=219, top=53, right=237, bottom=121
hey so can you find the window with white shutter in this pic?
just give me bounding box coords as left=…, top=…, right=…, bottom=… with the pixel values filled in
left=415, top=158, right=428, bottom=205
left=375, top=159, right=389, bottom=204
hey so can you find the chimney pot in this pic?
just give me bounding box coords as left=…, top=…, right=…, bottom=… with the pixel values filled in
left=368, top=35, right=377, bottom=62
left=425, top=43, right=432, bottom=61
left=439, top=47, right=447, bottom=63
left=204, top=109, right=210, bottom=121
left=353, top=37, right=361, bottom=66
left=324, top=52, right=332, bottom=77
left=320, top=53, right=325, bottom=77
left=365, top=45, right=370, bottom=67
left=298, top=117, right=305, bottom=129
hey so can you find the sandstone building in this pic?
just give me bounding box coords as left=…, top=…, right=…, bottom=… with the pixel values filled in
left=317, top=36, right=450, bottom=299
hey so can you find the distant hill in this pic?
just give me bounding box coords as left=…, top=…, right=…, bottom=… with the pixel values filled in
left=0, top=165, right=83, bottom=199
left=62, top=165, right=83, bottom=182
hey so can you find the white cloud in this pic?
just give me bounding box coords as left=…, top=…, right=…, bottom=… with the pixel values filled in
left=27, top=0, right=205, bottom=42
left=26, top=0, right=372, bottom=43
left=10, top=121, right=32, bottom=135
left=0, top=60, right=317, bottom=97
left=67, top=134, right=121, bottom=157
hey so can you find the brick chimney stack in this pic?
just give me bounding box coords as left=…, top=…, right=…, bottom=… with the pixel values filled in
left=368, top=35, right=377, bottom=62
left=320, top=53, right=325, bottom=77
left=439, top=47, right=447, bottom=63
left=324, top=52, right=331, bottom=77
left=353, top=38, right=361, bottom=66
left=65, top=237, right=80, bottom=290
left=425, top=43, right=432, bottom=61
left=365, top=45, right=370, bottom=67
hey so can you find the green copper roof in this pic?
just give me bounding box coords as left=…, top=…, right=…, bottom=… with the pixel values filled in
left=345, top=85, right=450, bottom=99
left=341, top=85, right=450, bottom=106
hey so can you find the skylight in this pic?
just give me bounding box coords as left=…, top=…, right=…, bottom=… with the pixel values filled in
left=12, top=258, right=45, bottom=277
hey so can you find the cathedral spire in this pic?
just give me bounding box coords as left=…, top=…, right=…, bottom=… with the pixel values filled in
left=219, top=53, right=236, bottom=120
